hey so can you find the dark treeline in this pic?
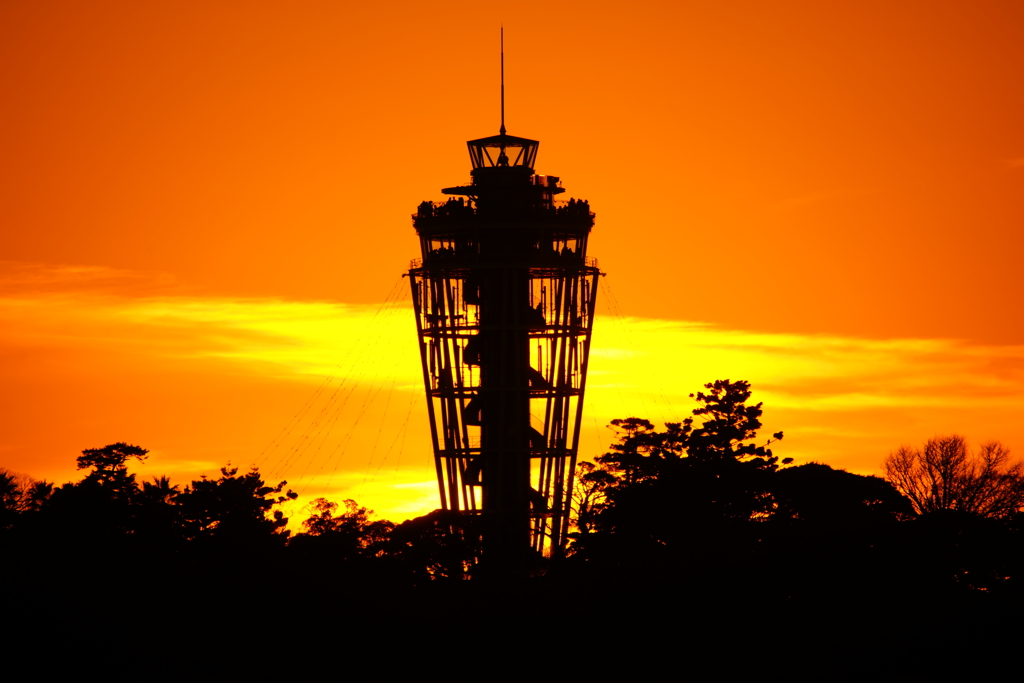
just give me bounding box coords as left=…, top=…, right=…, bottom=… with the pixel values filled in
left=4, top=380, right=1023, bottom=674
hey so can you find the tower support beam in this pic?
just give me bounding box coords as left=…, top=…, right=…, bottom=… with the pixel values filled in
left=409, top=132, right=600, bottom=570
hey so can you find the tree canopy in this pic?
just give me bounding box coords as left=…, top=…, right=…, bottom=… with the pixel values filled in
left=291, top=497, right=395, bottom=559
left=176, top=465, right=297, bottom=548
left=76, top=442, right=149, bottom=498
left=569, top=380, right=789, bottom=563
left=883, top=434, right=1024, bottom=517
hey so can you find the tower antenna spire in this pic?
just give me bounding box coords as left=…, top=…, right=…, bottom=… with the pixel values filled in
left=408, top=47, right=602, bottom=573
left=500, top=26, right=506, bottom=135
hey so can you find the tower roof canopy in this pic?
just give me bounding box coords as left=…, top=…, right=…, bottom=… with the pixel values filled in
left=467, top=133, right=539, bottom=171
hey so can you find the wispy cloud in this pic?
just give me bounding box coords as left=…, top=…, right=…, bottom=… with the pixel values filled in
left=589, top=315, right=1024, bottom=412
left=3, top=263, right=1023, bottom=520
left=0, top=261, right=180, bottom=295
left=583, top=315, right=1024, bottom=474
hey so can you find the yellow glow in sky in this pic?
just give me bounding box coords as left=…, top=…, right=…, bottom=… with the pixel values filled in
left=3, top=1, right=1024, bottom=526
left=3, top=263, right=1022, bottom=523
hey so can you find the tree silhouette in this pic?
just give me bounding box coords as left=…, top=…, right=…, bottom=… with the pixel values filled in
left=773, top=462, right=914, bottom=526
left=133, top=475, right=182, bottom=546
left=687, top=379, right=785, bottom=465
left=570, top=461, right=615, bottom=535
left=573, top=380, right=786, bottom=564
left=387, top=509, right=482, bottom=581
left=883, top=435, right=1024, bottom=517
left=76, top=442, right=149, bottom=497
left=0, top=469, right=30, bottom=530
left=291, top=497, right=395, bottom=559
left=141, top=475, right=179, bottom=503
left=20, top=479, right=53, bottom=514
left=35, top=443, right=151, bottom=542
left=176, top=465, right=297, bottom=550
left=0, top=469, right=50, bottom=522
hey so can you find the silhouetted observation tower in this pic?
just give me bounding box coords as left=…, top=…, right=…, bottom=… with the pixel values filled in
left=407, top=122, right=600, bottom=568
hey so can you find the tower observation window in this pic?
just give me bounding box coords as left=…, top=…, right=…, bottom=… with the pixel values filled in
left=467, top=134, right=539, bottom=171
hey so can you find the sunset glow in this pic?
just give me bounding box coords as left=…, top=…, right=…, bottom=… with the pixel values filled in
left=3, top=1, right=1023, bottom=525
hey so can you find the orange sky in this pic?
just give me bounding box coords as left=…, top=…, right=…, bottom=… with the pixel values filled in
left=3, top=1, right=1024, bottom=524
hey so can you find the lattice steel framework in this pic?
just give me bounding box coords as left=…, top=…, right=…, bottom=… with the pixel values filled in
left=408, top=131, right=599, bottom=564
